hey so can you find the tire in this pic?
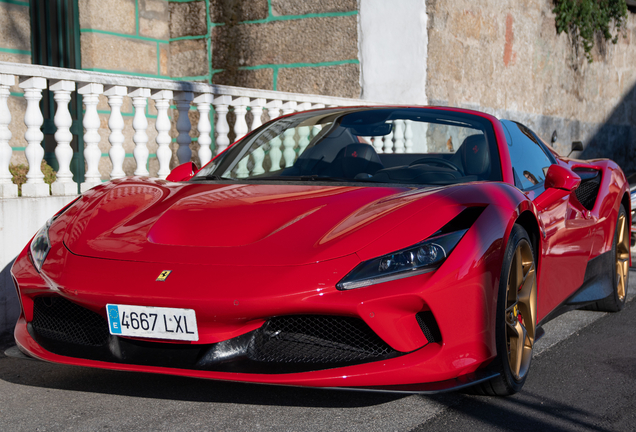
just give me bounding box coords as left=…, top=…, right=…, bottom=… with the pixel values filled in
left=475, top=224, right=537, bottom=396
left=586, top=204, right=629, bottom=312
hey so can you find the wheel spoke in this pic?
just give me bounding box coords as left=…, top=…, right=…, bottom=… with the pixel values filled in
left=504, top=237, right=536, bottom=382
left=505, top=301, right=518, bottom=314
left=615, top=213, right=629, bottom=302
left=618, top=214, right=626, bottom=244
left=514, top=247, right=523, bottom=288
left=508, top=320, right=527, bottom=379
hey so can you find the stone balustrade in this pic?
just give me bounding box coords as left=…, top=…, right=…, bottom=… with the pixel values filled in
left=0, top=61, right=408, bottom=198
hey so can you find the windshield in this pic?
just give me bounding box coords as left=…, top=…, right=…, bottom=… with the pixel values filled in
left=193, top=107, right=501, bottom=185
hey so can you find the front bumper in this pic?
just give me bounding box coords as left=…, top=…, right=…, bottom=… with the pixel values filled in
left=12, top=209, right=505, bottom=390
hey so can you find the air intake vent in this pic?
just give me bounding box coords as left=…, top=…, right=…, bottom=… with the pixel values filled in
left=32, top=296, right=109, bottom=346
left=416, top=311, right=442, bottom=343
left=573, top=168, right=601, bottom=210
left=248, top=315, right=396, bottom=364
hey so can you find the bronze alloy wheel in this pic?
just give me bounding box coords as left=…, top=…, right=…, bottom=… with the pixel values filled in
left=504, top=238, right=537, bottom=381
left=615, top=212, right=629, bottom=302
left=587, top=204, right=629, bottom=312
left=474, top=224, right=536, bottom=396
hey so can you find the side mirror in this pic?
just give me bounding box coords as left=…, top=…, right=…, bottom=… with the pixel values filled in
left=544, top=164, right=580, bottom=192
left=166, top=162, right=199, bottom=182
left=567, top=141, right=583, bottom=157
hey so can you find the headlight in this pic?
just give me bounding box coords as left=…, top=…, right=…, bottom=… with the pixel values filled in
left=337, top=229, right=467, bottom=290
left=28, top=197, right=80, bottom=272
left=29, top=219, right=52, bottom=272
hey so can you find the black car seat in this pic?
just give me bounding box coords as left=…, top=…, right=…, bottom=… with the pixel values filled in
left=325, top=143, right=384, bottom=179
left=455, top=134, right=490, bottom=179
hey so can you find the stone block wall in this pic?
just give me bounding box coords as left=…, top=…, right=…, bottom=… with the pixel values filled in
left=80, top=0, right=171, bottom=180
left=425, top=0, right=636, bottom=173
left=80, top=0, right=170, bottom=77
left=0, top=0, right=31, bottom=168
left=169, top=0, right=361, bottom=98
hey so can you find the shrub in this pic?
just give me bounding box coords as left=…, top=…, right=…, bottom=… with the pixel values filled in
left=10, top=161, right=57, bottom=196
left=553, top=0, right=628, bottom=62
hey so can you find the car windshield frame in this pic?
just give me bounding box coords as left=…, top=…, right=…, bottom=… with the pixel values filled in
left=192, top=107, right=502, bottom=187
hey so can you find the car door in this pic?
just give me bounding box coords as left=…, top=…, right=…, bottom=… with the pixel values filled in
left=501, top=121, right=594, bottom=322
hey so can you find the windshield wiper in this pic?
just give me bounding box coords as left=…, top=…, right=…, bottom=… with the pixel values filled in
left=247, top=175, right=347, bottom=182
left=190, top=174, right=234, bottom=181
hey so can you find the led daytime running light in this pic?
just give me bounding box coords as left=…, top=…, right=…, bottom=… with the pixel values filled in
left=28, top=196, right=80, bottom=272
left=29, top=219, right=52, bottom=272
left=337, top=229, right=467, bottom=290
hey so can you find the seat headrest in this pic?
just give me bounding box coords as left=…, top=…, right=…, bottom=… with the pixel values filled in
left=329, top=143, right=383, bottom=178
left=460, top=134, right=490, bottom=177
left=340, top=143, right=382, bottom=162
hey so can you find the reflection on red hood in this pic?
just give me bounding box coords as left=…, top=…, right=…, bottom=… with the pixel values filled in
left=62, top=178, right=464, bottom=266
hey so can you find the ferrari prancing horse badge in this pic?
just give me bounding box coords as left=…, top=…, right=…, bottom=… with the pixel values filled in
left=156, top=270, right=172, bottom=281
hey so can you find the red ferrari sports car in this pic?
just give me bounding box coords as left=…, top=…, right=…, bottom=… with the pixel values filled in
left=11, top=107, right=630, bottom=396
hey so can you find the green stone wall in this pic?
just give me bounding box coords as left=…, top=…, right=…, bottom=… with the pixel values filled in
left=79, top=0, right=170, bottom=178
left=80, top=0, right=170, bottom=78
left=169, top=0, right=361, bottom=98
left=0, top=0, right=30, bottom=167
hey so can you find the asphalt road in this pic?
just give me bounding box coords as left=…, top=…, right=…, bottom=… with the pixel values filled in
left=1, top=273, right=635, bottom=431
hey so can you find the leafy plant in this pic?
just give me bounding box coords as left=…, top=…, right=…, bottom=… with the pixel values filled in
left=553, top=0, right=628, bottom=62
left=10, top=160, right=57, bottom=196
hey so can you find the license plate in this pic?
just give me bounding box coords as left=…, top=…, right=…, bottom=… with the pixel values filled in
left=106, top=304, right=198, bottom=341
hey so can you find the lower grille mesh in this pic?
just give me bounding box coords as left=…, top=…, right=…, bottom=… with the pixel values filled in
left=248, top=315, right=395, bottom=364
left=29, top=297, right=399, bottom=372
left=32, top=296, right=109, bottom=346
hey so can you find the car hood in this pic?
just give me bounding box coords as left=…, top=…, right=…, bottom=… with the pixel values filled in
left=62, top=178, right=466, bottom=266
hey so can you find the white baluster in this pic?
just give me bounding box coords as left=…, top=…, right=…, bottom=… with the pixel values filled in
left=104, top=85, right=127, bottom=180
left=151, top=90, right=173, bottom=180
left=213, top=95, right=231, bottom=156
left=194, top=92, right=213, bottom=166
left=250, top=98, right=266, bottom=131
left=231, top=97, right=249, bottom=141
left=174, top=91, right=193, bottom=164
left=231, top=97, right=250, bottom=179
left=383, top=124, right=394, bottom=154
left=405, top=120, right=414, bottom=153
left=311, top=104, right=325, bottom=141
left=250, top=98, right=266, bottom=175
left=281, top=101, right=297, bottom=116
left=78, top=83, right=104, bottom=192
left=296, top=102, right=312, bottom=112
left=393, top=120, right=405, bottom=153
left=266, top=100, right=282, bottom=171
left=0, top=74, right=17, bottom=198
left=19, top=77, right=49, bottom=197
left=296, top=103, right=312, bottom=156
left=281, top=101, right=297, bottom=168
left=373, top=136, right=384, bottom=154
left=129, top=88, right=151, bottom=176
left=266, top=99, right=282, bottom=121
left=50, top=80, right=77, bottom=195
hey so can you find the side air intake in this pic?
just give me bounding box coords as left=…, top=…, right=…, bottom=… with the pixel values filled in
left=573, top=168, right=601, bottom=211
left=415, top=311, right=442, bottom=343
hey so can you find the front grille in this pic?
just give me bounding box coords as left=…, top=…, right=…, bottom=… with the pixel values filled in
left=574, top=170, right=601, bottom=210
left=32, top=296, right=109, bottom=346
left=247, top=315, right=395, bottom=364
left=29, top=298, right=401, bottom=373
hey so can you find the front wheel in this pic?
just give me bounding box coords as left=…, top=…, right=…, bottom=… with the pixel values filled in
left=475, top=224, right=537, bottom=396
left=587, top=204, right=629, bottom=312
